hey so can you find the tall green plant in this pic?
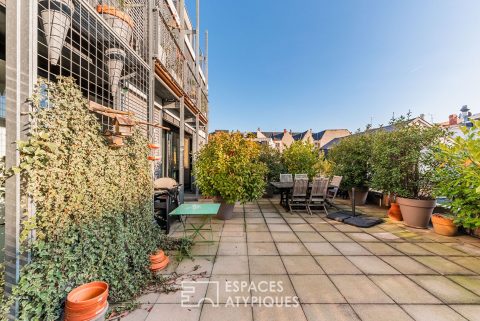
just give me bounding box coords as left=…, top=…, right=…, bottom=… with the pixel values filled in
left=329, top=132, right=373, bottom=190
left=282, top=141, right=324, bottom=179
left=370, top=118, right=444, bottom=199
left=193, top=132, right=267, bottom=204
left=434, top=121, right=480, bottom=229
left=258, top=145, right=284, bottom=182
left=4, top=77, right=174, bottom=319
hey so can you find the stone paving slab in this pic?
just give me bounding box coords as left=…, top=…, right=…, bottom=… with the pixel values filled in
left=123, top=198, right=480, bottom=321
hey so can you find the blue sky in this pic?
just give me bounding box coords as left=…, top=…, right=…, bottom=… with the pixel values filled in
left=189, top=0, right=480, bottom=132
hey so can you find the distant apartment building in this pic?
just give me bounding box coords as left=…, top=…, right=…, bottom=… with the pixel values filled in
left=244, top=128, right=350, bottom=152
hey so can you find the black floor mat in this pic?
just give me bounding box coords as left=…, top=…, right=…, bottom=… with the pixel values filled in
left=343, top=215, right=383, bottom=228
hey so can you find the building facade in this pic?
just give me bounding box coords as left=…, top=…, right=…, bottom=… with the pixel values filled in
left=3, top=0, right=208, bottom=311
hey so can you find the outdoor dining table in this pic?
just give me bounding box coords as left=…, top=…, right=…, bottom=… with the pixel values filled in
left=168, top=203, right=220, bottom=241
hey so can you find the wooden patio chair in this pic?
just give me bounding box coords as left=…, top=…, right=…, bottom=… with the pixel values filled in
left=279, top=174, right=293, bottom=205
left=308, top=177, right=330, bottom=215
left=326, top=175, right=342, bottom=205
left=294, top=173, right=308, bottom=180
left=288, top=178, right=309, bottom=213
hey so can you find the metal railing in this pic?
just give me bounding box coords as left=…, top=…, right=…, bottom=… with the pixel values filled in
left=184, top=61, right=198, bottom=104
left=155, top=0, right=184, bottom=87
left=200, top=89, right=208, bottom=117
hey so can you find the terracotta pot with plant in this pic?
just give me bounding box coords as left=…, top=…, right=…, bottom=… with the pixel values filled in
left=431, top=214, right=457, bottom=236
left=433, top=119, right=480, bottom=235
left=329, top=129, right=374, bottom=205
left=65, top=281, right=109, bottom=321
left=193, top=132, right=267, bottom=220
left=371, top=115, right=445, bottom=228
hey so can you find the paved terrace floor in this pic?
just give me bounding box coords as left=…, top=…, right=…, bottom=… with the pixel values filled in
left=123, top=198, right=480, bottom=321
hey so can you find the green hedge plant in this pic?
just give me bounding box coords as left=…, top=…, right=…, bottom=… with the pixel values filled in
left=434, top=120, right=480, bottom=229
left=329, top=131, right=373, bottom=190
left=193, top=132, right=267, bottom=204
left=282, top=141, right=326, bottom=179
left=258, top=144, right=285, bottom=183
left=370, top=117, right=444, bottom=200
left=4, top=77, right=186, bottom=319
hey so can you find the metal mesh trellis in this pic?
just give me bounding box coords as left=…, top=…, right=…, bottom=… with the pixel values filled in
left=37, top=0, right=150, bottom=134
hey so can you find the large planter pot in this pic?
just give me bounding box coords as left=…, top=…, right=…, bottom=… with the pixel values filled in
left=65, top=281, right=108, bottom=321
left=39, top=0, right=75, bottom=65
left=431, top=214, right=458, bottom=236
left=348, top=188, right=369, bottom=205
left=388, top=202, right=403, bottom=221
left=214, top=197, right=235, bottom=220
left=397, top=197, right=436, bottom=229
left=97, top=5, right=133, bottom=44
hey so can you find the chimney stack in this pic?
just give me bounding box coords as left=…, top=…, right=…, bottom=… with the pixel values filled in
left=284, top=129, right=287, bottom=133
left=448, top=114, right=458, bottom=125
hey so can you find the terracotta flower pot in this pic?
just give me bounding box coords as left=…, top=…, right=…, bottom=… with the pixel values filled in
left=388, top=202, right=403, bottom=221
left=148, top=143, right=160, bottom=149
left=150, top=256, right=170, bottom=271
left=65, top=302, right=108, bottom=321
left=214, top=197, right=235, bottom=220
left=65, top=281, right=109, bottom=321
left=150, top=250, right=166, bottom=263
left=431, top=214, right=458, bottom=236
left=397, top=197, right=436, bottom=229
left=147, top=156, right=161, bottom=161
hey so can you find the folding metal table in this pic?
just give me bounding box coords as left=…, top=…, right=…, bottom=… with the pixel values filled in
left=168, top=203, right=220, bottom=241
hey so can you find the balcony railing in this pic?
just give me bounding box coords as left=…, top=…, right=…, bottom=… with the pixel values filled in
left=201, top=89, right=208, bottom=117
left=184, top=61, right=199, bottom=104
left=156, top=0, right=184, bottom=87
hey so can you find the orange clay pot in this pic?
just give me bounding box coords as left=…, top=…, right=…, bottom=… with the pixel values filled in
left=96, top=5, right=134, bottom=28
left=149, top=250, right=166, bottom=264
left=388, top=202, right=403, bottom=221
left=65, top=281, right=108, bottom=321
left=431, top=214, right=458, bottom=236
left=148, top=143, right=160, bottom=149
left=150, top=256, right=170, bottom=271
left=147, top=156, right=161, bottom=161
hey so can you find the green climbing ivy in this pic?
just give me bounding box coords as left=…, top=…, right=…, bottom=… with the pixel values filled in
left=2, top=77, right=183, bottom=320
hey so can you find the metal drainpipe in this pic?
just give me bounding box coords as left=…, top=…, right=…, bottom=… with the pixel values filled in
left=194, top=0, right=200, bottom=198
left=178, top=0, right=185, bottom=203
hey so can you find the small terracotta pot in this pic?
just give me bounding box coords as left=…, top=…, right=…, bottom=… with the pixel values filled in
left=431, top=214, right=458, bottom=236
left=147, top=156, right=161, bottom=161
left=150, top=256, right=170, bottom=271
left=148, top=143, right=160, bottom=149
left=388, top=202, right=403, bottom=221
left=150, top=250, right=166, bottom=263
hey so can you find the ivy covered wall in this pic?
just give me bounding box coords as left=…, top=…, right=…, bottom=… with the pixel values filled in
left=6, top=77, right=163, bottom=319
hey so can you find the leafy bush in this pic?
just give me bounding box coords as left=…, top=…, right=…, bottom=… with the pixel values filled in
left=434, top=120, right=480, bottom=229
left=193, top=132, right=267, bottom=204
left=282, top=141, right=326, bottom=179
left=3, top=77, right=186, bottom=319
left=369, top=117, right=444, bottom=199
left=258, top=145, right=285, bottom=182
left=329, top=131, right=373, bottom=190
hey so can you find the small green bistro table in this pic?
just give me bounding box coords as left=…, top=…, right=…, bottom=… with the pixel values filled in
left=169, top=203, right=220, bottom=242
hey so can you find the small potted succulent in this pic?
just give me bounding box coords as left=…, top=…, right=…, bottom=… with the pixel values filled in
left=193, top=132, right=267, bottom=220
left=329, top=130, right=374, bottom=205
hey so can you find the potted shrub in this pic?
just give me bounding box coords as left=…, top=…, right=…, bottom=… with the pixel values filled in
left=193, top=132, right=267, bottom=220
left=433, top=120, right=480, bottom=235
left=97, top=0, right=134, bottom=44
left=374, top=118, right=445, bottom=228
left=371, top=123, right=406, bottom=220
left=329, top=131, right=374, bottom=205
left=258, top=145, right=285, bottom=197
left=282, top=141, right=325, bottom=179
